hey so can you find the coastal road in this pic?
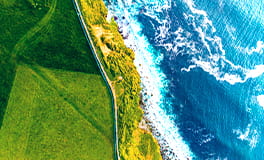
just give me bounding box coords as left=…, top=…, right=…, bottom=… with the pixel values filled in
left=71, top=0, right=120, bottom=160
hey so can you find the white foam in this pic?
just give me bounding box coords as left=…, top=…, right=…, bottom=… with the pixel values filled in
left=130, top=22, right=195, bottom=160
left=246, top=65, right=264, bottom=79
left=174, top=0, right=264, bottom=85
left=183, top=0, right=207, bottom=17
left=233, top=123, right=259, bottom=148
left=190, top=57, right=264, bottom=84
left=105, top=0, right=264, bottom=158
left=181, top=65, right=196, bottom=72
left=247, top=41, right=264, bottom=55
left=257, top=95, right=264, bottom=109
left=118, top=0, right=264, bottom=88
left=105, top=0, right=195, bottom=159
left=236, top=41, right=264, bottom=55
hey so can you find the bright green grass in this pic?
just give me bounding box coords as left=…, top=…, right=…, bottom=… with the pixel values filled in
left=0, top=64, right=114, bottom=160
left=0, top=0, right=114, bottom=159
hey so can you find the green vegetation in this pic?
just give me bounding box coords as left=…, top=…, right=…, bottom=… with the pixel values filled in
left=0, top=64, right=113, bottom=159
left=139, top=133, right=162, bottom=160
left=78, top=0, right=162, bottom=159
left=0, top=0, right=114, bottom=159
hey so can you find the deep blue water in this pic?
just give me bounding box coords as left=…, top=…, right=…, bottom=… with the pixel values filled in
left=104, top=0, right=264, bottom=159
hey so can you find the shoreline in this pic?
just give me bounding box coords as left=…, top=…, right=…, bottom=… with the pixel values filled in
left=76, top=0, right=162, bottom=159
left=105, top=1, right=195, bottom=159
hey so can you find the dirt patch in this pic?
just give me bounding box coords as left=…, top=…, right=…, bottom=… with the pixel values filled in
left=92, top=26, right=113, bottom=57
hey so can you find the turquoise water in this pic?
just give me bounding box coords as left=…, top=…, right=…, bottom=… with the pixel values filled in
left=104, top=0, right=264, bottom=159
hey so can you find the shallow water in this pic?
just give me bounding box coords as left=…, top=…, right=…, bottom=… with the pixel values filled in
left=104, top=0, right=264, bottom=159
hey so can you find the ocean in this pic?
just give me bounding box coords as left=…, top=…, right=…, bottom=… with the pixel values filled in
left=103, top=0, right=264, bottom=159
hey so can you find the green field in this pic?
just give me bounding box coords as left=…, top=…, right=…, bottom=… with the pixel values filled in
left=0, top=0, right=114, bottom=159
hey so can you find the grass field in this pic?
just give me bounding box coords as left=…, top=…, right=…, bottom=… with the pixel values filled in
left=0, top=0, right=114, bottom=159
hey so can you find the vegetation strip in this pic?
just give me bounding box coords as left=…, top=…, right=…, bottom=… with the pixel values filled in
left=71, top=0, right=120, bottom=159
left=76, top=0, right=163, bottom=159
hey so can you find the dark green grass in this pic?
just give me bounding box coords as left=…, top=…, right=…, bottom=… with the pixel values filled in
left=0, top=0, right=98, bottom=127
left=0, top=54, right=16, bottom=127
left=0, top=0, right=114, bottom=159
left=0, top=0, right=47, bottom=127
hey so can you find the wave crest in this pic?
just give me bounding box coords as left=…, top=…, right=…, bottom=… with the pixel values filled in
left=151, top=0, right=264, bottom=85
